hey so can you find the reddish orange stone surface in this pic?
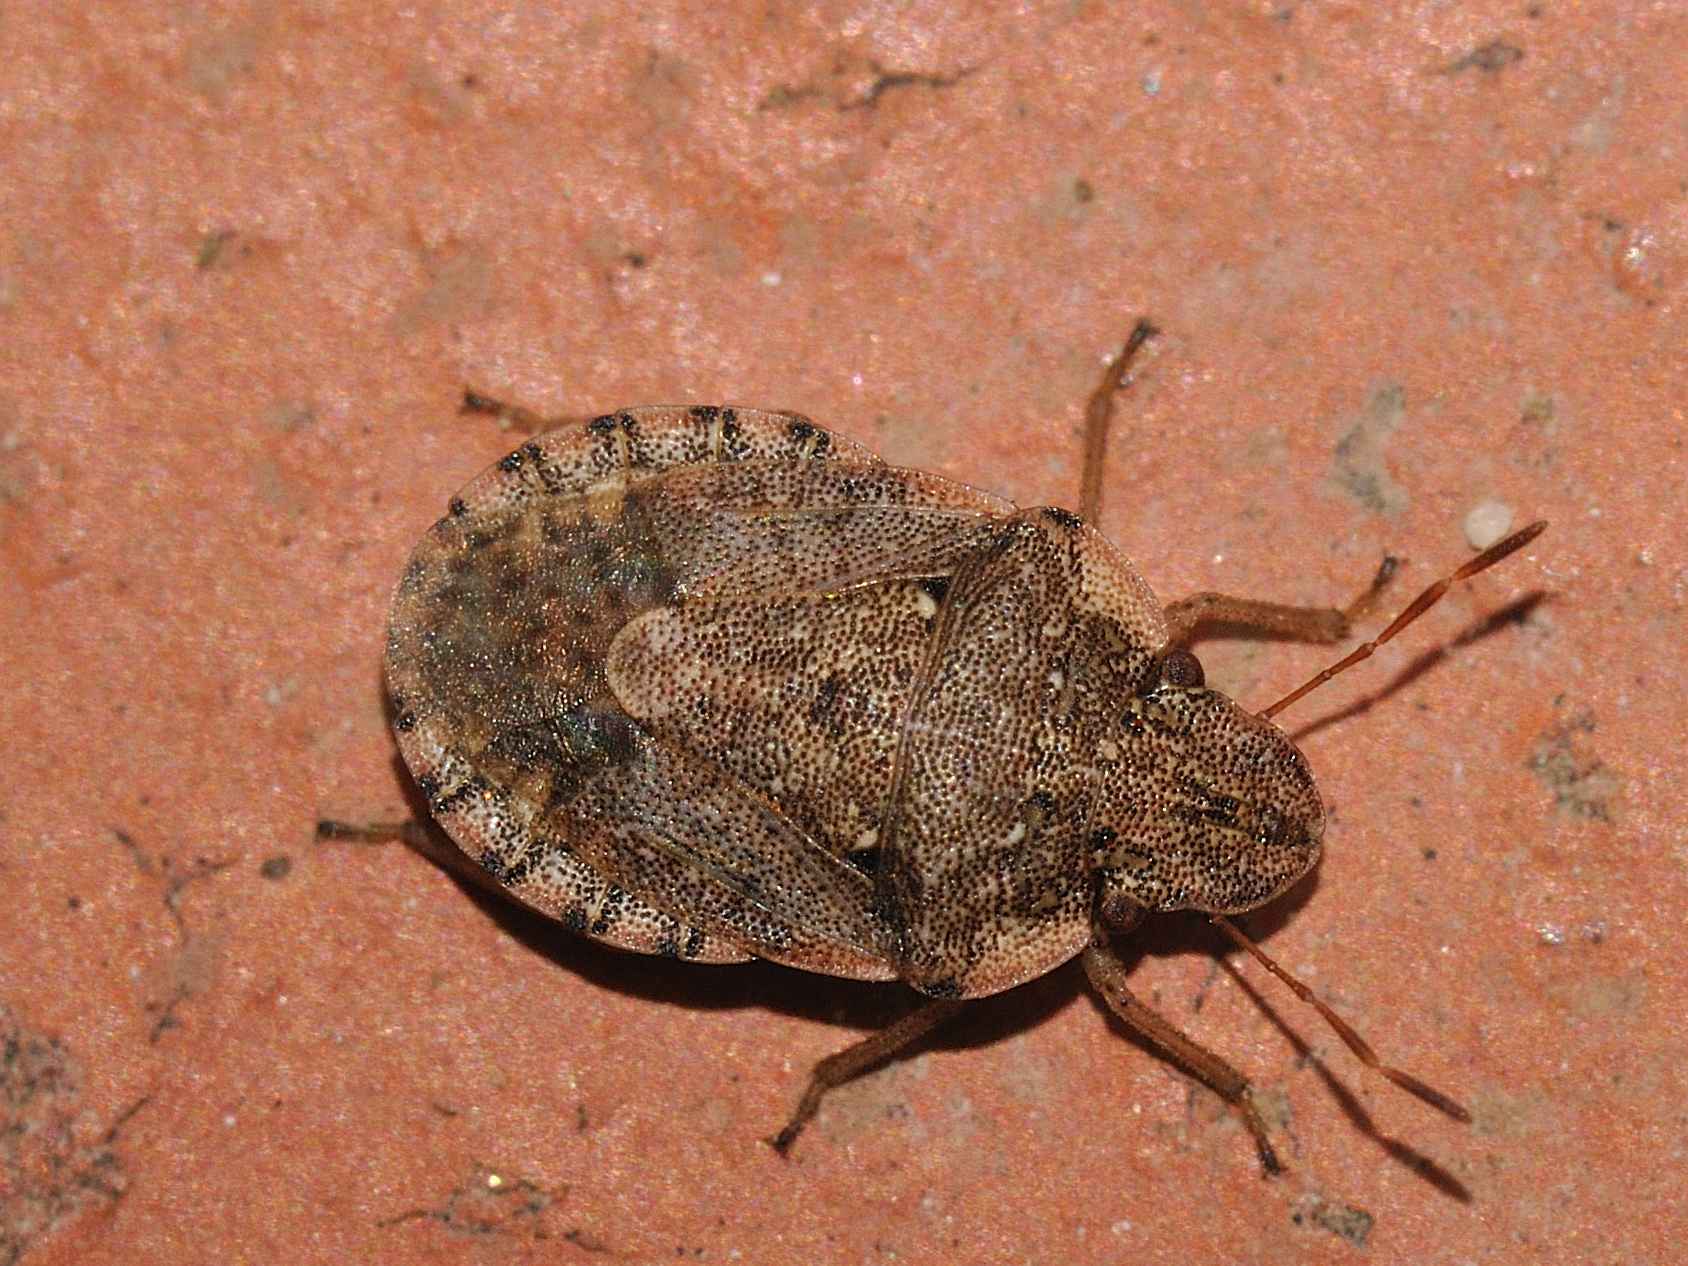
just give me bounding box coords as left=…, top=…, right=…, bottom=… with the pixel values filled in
left=2, top=3, right=1681, bottom=1263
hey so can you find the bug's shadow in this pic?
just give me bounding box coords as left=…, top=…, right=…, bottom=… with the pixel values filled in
left=352, top=678, right=1469, bottom=1197
left=1082, top=912, right=1472, bottom=1202
left=1284, top=591, right=1547, bottom=745
left=1220, top=958, right=1474, bottom=1202
left=365, top=753, right=981, bottom=1029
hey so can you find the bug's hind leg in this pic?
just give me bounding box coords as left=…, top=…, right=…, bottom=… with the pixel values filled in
left=459, top=390, right=558, bottom=433
left=770, top=997, right=966, bottom=1155
left=316, top=818, right=502, bottom=894
left=1082, top=934, right=1282, bottom=1177
left=1161, top=554, right=1398, bottom=651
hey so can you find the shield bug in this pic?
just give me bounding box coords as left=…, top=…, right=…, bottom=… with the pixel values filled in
left=328, top=324, right=1544, bottom=1174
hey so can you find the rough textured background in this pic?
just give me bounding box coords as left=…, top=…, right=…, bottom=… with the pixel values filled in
left=2, top=3, right=1681, bottom=1263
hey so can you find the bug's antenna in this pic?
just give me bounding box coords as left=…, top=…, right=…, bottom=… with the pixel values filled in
left=1259, top=520, right=1546, bottom=720
left=1211, top=915, right=1471, bottom=1122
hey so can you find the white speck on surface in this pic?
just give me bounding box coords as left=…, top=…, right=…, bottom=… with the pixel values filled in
left=1463, top=499, right=1514, bottom=550
left=1112, top=1219, right=1134, bottom=1236
left=1622, top=229, right=1654, bottom=272
left=760, top=270, right=781, bottom=286
left=1537, top=924, right=1566, bottom=946
left=1142, top=70, right=1162, bottom=95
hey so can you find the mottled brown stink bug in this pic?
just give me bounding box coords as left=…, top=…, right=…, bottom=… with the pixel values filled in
left=326, top=324, right=1544, bottom=1174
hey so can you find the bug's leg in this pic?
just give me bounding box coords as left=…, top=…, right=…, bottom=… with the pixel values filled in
left=316, top=818, right=498, bottom=894
left=317, top=817, right=440, bottom=854
left=458, top=389, right=557, bottom=433
left=769, top=997, right=966, bottom=1156
left=1079, top=319, right=1160, bottom=523
left=1161, top=554, right=1398, bottom=651
left=315, top=818, right=413, bottom=843
left=1081, top=934, right=1282, bottom=1177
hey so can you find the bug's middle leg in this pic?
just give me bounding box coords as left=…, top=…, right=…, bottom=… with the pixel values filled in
left=1073, top=321, right=1395, bottom=652
left=1161, top=554, right=1398, bottom=651
left=769, top=997, right=966, bottom=1155
left=1082, top=933, right=1282, bottom=1176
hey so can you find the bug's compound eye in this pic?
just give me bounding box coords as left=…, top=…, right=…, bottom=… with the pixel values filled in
left=1160, top=648, right=1205, bottom=689
left=1098, top=890, right=1145, bottom=934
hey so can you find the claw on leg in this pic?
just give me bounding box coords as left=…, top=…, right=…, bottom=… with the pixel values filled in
left=1082, top=934, right=1282, bottom=1176
left=769, top=998, right=965, bottom=1156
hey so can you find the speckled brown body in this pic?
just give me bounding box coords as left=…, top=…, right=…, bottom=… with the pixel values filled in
left=386, top=404, right=1324, bottom=1000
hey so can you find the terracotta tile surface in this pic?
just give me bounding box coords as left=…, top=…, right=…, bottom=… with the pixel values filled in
left=2, top=3, right=1682, bottom=1263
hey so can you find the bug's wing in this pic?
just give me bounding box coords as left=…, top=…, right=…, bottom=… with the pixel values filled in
left=402, top=701, right=905, bottom=978
left=389, top=405, right=1009, bottom=975
left=629, top=458, right=1011, bottom=601
left=877, top=510, right=1167, bottom=999
left=574, top=464, right=1011, bottom=977
left=559, top=728, right=898, bottom=978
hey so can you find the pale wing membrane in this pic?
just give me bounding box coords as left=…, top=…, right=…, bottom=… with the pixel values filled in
left=879, top=511, right=1162, bottom=998
left=390, top=460, right=1004, bottom=735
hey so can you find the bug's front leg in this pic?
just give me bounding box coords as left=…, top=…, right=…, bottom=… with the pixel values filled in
left=769, top=997, right=966, bottom=1156
left=1081, top=933, right=1282, bottom=1177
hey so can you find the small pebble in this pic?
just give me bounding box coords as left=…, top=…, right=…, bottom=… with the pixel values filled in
left=1463, top=499, right=1514, bottom=550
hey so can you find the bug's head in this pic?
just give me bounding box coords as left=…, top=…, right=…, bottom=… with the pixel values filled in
left=1092, top=649, right=1324, bottom=921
